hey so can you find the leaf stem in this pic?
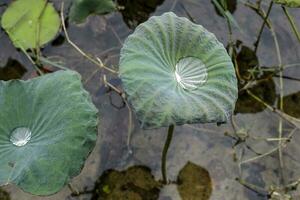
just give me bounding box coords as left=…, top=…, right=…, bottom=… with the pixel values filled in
left=161, top=124, right=175, bottom=184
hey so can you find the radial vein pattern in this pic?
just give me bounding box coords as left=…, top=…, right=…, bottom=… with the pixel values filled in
left=119, top=12, right=238, bottom=129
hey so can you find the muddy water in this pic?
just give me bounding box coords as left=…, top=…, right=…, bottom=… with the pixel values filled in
left=1, top=0, right=300, bottom=199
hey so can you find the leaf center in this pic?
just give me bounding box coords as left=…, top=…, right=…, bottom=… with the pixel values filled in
left=174, top=57, right=208, bottom=90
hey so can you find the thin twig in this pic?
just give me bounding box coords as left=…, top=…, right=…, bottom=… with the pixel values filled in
left=267, top=2, right=285, bottom=183
left=239, top=128, right=296, bottom=165
left=60, top=2, right=118, bottom=74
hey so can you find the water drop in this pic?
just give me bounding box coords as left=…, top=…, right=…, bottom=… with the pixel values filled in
left=174, top=57, right=208, bottom=90
left=10, top=127, right=32, bottom=147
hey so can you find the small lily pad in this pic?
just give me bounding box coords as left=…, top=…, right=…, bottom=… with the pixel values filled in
left=212, top=0, right=237, bottom=17
left=233, top=45, right=276, bottom=113
left=69, top=0, right=116, bottom=24
left=177, top=162, right=212, bottom=200
left=117, top=0, right=165, bottom=29
left=281, top=92, right=300, bottom=118
left=1, top=0, right=61, bottom=49
left=0, top=70, right=98, bottom=195
left=92, top=166, right=161, bottom=200
left=273, top=0, right=300, bottom=7
left=119, top=12, right=238, bottom=129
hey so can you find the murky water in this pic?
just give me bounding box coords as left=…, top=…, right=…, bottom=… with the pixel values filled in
left=0, top=0, right=300, bottom=199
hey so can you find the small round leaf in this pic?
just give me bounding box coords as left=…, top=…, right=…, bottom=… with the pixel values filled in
left=69, top=0, right=116, bottom=23
left=119, top=12, right=238, bottom=129
left=0, top=70, right=98, bottom=195
left=1, top=0, right=61, bottom=49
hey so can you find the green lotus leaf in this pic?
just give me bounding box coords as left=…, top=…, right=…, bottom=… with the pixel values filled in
left=273, top=0, right=300, bottom=7
left=1, top=0, right=61, bottom=50
left=119, top=12, right=238, bottom=129
left=0, top=70, right=98, bottom=195
left=69, top=0, right=116, bottom=23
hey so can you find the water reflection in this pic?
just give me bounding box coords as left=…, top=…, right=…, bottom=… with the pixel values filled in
left=0, top=59, right=27, bottom=81
left=117, top=0, right=165, bottom=29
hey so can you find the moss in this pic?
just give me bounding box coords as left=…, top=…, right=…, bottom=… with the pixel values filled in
left=92, top=166, right=161, bottom=200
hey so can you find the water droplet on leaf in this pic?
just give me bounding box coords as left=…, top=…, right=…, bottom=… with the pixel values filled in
left=174, top=57, right=208, bottom=91
left=10, top=127, right=32, bottom=147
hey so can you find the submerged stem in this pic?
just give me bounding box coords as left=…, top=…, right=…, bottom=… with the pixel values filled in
left=254, top=1, right=273, bottom=53
left=161, top=124, right=175, bottom=184
left=282, top=6, right=300, bottom=43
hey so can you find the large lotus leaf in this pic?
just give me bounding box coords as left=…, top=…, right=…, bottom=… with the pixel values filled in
left=0, top=70, right=98, bottom=195
left=119, top=12, right=238, bottom=129
left=273, top=0, right=300, bottom=7
left=1, top=0, right=60, bottom=49
left=69, top=0, right=116, bottom=23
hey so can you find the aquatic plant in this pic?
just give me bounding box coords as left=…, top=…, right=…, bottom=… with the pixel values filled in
left=1, top=0, right=60, bottom=49
left=0, top=70, right=98, bottom=195
left=92, top=166, right=161, bottom=200
left=177, top=162, right=212, bottom=200
left=119, top=12, right=237, bottom=183
left=69, top=0, right=116, bottom=23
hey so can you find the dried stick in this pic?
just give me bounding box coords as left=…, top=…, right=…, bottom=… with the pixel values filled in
left=60, top=2, right=118, bottom=74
